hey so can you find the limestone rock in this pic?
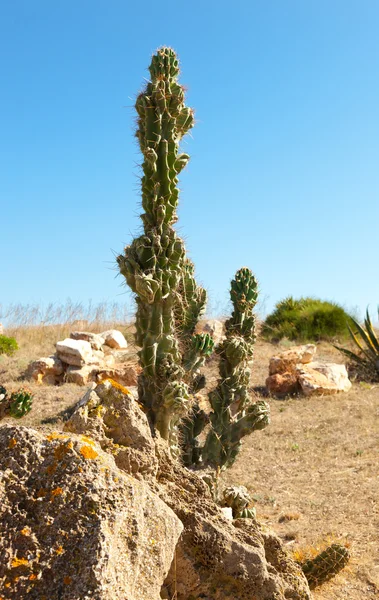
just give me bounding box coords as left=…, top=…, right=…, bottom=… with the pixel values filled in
left=155, top=440, right=311, bottom=600
left=65, top=365, right=98, bottom=386
left=269, top=345, right=317, bottom=375
left=266, top=372, right=299, bottom=396
left=101, top=329, right=128, bottom=349
left=0, top=424, right=182, bottom=600
left=27, top=356, right=64, bottom=385
left=64, top=380, right=157, bottom=480
left=56, top=338, right=93, bottom=367
left=96, top=364, right=140, bottom=387
left=70, top=331, right=104, bottom=350
left=201, top=319, right=224, bottom=346
left=297, top=362, right=352, bottom=396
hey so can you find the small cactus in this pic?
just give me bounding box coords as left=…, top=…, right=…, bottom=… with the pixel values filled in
left=201, top=268, right=270, bottom=469
left=0, top=386, right=33, bottom=420
left=222, top=485, right=256, bottom=518
left=300, top=544, right=350, bottom=589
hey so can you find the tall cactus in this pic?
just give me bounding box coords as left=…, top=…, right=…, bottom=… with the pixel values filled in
left=117, top=48, right=209, bottom=452
left=201, top=268, right=270, bottom=469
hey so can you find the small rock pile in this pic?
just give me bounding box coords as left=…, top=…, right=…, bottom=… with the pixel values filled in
left=266, top=344, right=352, bottom=397
left=27, top=329, right=139, bottom=387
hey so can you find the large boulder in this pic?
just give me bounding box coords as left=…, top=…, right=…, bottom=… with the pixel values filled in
left=297, top=362, right=352, bottom=396
left=0, top=424, right=182, bottom=600
left=64, top=380, right=158, bottom=480
left=56, top=338, right=93, bottom=367
left=266, top=372, right=299, bottom=396
left=155, top=441, right=311, bottom=600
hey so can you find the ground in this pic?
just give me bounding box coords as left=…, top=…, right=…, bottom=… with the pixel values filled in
left=0, top=325, right=378, bottom=600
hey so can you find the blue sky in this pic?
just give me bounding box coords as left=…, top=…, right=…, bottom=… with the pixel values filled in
left=1, top=0, right=378, bottom=321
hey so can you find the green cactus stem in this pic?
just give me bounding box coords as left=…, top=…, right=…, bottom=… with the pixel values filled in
left=0, top=386, right=33, bottom=420
left=117, top=48, right=208, bottom=453
left=201, top=268, right=270, bottom=469
left=300, top=544, right=350, bottom=589
left=222, top=485, right=256, bottom=518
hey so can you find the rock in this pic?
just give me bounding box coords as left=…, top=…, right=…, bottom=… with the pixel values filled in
left=269, top=345, right=317, bottom=375
left=56, top=338, right=93, bottom=367
left=70, top=331, right=104, bottom=350
left=65, top=365, right=98, bottom=386
left=96, top=364, right=140, bottom=387
left=220, top=507, right=234, bottom=520
left=64, top=380, right=158, bottom=480
left=201, top=319, right=224, bottom=346
left=266, top=372, right=299, bottom=396
left=87, top=348, right=106, bottom=365
left=27, top=356, right=64, bottom=385
left=101, top=329, right=128, bottom=349
left=155, top=440, right=311, bottom=600
left=0, top=424, right=182, bottom=600
left=297, top=362, right=352, bottom=396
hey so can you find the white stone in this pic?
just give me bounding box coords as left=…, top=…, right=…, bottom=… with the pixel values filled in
left=56, top=338, right=93, bottom=366
left=220, top=507, right=234, bottom=520
left=70, top=331, right=104, bottom=350
left=269, top=344, right=317, bottom=375
left=297, top=362, right=352, bottom=396
left=65, top=365, right=98, bottom=386
left=101, top=329, right=128, bottom=349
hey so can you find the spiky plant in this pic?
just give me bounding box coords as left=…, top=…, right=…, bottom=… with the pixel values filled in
left=201, top=268, right=270, bottom=469
left=335, top=307, right=379, bottom=380
left=0, top=386, right=33, bottom=420
left=117, top=48, right=210, bottom=452
left=222, top=485, right=256, bottom=519
left=300, top=544, right=350, bottom=589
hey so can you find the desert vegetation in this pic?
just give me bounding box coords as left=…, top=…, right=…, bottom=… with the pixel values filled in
left=1, top=47, right=378, bottom=600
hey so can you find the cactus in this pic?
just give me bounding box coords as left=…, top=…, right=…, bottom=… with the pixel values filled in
left=117, top=48, right=209, bottom=453
left=222, top=485, right=256, bottom=519
left=0, top=385, right=33, bottom=420
left=300, top=544, right=350, bottom=589
left=201, top=268, right=270, bottom=469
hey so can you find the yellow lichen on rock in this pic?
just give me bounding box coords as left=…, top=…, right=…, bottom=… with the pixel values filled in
left=80, top=445, right=99, bottom=460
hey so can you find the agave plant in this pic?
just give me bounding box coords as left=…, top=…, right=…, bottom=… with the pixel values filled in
left=335, top=308, right=379, bottom=379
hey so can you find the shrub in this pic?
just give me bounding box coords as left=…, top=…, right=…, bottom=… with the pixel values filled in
left=0, top=335, right=19, bottom=356
left=261, top=297, right=352, bottom=342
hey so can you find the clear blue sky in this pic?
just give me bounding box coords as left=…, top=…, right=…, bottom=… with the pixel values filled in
left=1, top=0, right=378, bottom=321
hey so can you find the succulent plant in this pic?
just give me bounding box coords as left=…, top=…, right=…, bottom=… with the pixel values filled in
left=117, top=48, right=209, bottom=453
left=0, top=385, right=33, bottom=420
left=300, top=544, right=350, bottom=589
left=335, top=307, right=379, bottom=380
left=201, top=268, right=270, bottom=469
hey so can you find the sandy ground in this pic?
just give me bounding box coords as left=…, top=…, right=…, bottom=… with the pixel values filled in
left=0, top=328, right=378, bottom=599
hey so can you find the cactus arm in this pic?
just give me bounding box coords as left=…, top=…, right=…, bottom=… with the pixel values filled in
left=300, top=544, right=350, bottom=589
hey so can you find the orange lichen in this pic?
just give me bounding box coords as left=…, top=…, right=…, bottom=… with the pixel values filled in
left=8, top=438, right=17, bottom=449
left=29, top=574, right=38, bottom=580
left=55, top=546, right=64, bottom=555
left=5, top=582, right=11, bottom=587
left=63, top=576, right=72, bottom=585
left=54, top=441, right=73, bottom=461
left=46, top=433, right=69, bottom=441
left=20, top=527, right=31, bottom=536
left=80, top=435, right=96, bottom=446
left=46, top=463, right=57, bottom=475
left=103, top=378, right=131, bottom=395
left=80, top=445, right=99, bottom=460
left=11, top=557, right=29, bottom=568
left=50, top=487, right=64, bottom=498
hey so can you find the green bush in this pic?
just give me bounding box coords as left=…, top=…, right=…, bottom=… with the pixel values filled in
left=261, top=297, right=353, bottom=342
left=0, top=335, right=18, bottom=356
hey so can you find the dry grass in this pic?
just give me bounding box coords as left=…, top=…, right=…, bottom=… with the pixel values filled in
left=0, top=323, right=378, bottom=599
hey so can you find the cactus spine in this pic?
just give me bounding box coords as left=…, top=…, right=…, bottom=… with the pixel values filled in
left=201, top=268, right=270, bottom=469
left=300, top=544, right=350, bottom=589
left=117, top=48, right=209, bottom=452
